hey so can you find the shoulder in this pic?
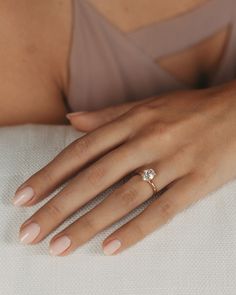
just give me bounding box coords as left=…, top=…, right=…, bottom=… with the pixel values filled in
left=0, top=0, right=72, bottom=125
left=0, top=0, right=72, bottom=93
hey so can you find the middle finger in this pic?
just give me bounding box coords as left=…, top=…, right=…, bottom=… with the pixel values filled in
left=18, top=139, right=150, bottom=244
left=49, top=155, right=185, bottom=256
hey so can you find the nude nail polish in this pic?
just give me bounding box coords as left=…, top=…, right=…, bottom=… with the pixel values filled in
left=19, top=222, right=40, bottom=244
left=49, top=236, right=71, bottom=256
left=66, top=112, right=87, bottom=119
left=13, top=186, right=34, bottom=206
left=103, top=239, right=121, bottom=255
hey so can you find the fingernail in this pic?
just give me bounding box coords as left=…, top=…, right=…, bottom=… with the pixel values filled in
left=103, top=239, right=121, bottom=255
left=13, top=186, right=34, bottom=206
left=19, top=222, right=41, bottom=244
left=49, top=236, right=71, bottom=256
left=66, top=112, right=87, bottom=119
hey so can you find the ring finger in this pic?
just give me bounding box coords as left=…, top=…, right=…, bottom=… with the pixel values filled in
left=18, top=139, right=148, bottom=244
left=48, top=154, right=189, bottom=256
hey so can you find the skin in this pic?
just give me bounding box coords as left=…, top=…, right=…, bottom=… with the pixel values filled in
left=0, top=0, right=230, bottom=124
left=0, top=0, right=71, bottom=125
left=1, top=0, right=235, bottom=255
left=88, top=0, right=208, bottom=32
left=87, top=0, right=230, bottom=86
left=16, top=80, right=236, bottom=255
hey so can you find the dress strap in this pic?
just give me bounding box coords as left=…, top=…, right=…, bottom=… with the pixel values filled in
left=211, top=0, right=236, bottom=84
left=129, top=0, right=234, bottom=59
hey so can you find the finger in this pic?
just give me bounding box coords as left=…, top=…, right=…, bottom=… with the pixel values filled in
left=48, top=174, right=151, bottom=256
left=67, top=96, right=157, bottom=132
left=67, top=104, right=134, bottom=132
left=13, top=112, right=138, bottom=207
left=102, top=172, right=205, bottom=255
left=18, top=139, right=148, bottom=245
left=47, top=156, right=184, bottom=256
left=47, top=148, right=193, bottom=256
left=14, top=102, right=159, bottom=207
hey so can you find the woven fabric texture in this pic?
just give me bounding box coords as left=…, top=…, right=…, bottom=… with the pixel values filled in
left=0, top=124, right=235, bottom=295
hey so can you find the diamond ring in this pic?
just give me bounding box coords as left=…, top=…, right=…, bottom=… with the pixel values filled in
left=136, top=168, right=158, bottom=194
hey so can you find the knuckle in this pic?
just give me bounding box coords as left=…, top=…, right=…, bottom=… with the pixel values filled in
left=177, top=143, right=191, bottom=155
left=153, top=122, right=173, bottom=142
left=141, top=122, right=174, bottom=145
left=194, top=157, right=217, bottom=183
left=131, top=222, right=145, bottom=239
left=86, top=165, right=106, bottom=188
left=160, top=128, right=175, bottom=145
left=72, top=135, right=92, bottom=157
left=158, top=200, right=174, bottom=221
left=128, top=104, right=155, bottom=120
left=173, top=144, right=195, bottom=167
left=133, top=104, right=153, bottom=114
left=80, top=216, right=97, bottom=233
left=119, top=186, right=139, bottom=209
left=44, top=202, right=63, bottom=219
left=41, top=168, right=54, bottom=186
left=193, top=168, right=211, bottom=184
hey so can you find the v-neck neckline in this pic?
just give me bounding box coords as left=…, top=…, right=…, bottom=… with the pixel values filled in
left=81, top=0, right=236, bottom=89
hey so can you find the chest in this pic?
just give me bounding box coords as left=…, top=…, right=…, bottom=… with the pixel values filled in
left=88, top=0, right=232, bottom=88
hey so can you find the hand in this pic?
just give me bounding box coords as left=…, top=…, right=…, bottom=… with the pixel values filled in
left=13, top=81, right=236, bottom=256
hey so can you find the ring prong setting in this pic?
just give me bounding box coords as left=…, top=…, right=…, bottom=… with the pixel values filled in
left=142, top=169, right=156, bottom=181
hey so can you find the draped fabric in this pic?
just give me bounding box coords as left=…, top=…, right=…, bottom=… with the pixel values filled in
left=68, top=0, right=236, bottom=111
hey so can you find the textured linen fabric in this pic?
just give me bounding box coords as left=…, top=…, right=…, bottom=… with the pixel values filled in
left=0, top=124, right=236, bottom=295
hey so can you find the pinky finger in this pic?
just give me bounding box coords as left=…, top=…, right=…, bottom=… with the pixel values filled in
left=102, top=172, right=206, bottom=255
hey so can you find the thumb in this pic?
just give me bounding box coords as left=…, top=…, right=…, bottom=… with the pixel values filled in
left=66, top=96, right=157, bottom=132
left=66, top=102, right=136, bottom=132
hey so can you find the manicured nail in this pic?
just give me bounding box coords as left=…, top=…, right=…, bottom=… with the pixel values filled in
left=13, top=186, right=34, bottom=206
left=66, top=111, right=87, bottom=119
left=103, top=239, right=121, bottom=255
left=49, top=236, right=71, bottom=256
left=19, top=222, right=41, bottom=244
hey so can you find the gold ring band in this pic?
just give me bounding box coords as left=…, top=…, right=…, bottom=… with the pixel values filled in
left=136, top=168, right=158, bottom=194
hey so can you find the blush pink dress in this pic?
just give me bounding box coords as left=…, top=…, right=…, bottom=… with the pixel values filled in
left=68, top=0, right=236, bottom=111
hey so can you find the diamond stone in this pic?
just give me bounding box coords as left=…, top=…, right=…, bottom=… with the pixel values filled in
left=142, top=169, right=156, bottom=181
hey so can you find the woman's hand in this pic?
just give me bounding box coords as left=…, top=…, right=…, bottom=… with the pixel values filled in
left=13, top=81, right=236, bottom=256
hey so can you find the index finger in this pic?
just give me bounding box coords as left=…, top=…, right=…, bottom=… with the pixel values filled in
left=13, top=116, right=133, bottom=206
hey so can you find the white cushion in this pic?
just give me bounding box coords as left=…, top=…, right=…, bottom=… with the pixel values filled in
left=0, top=124, right=236, bottom=295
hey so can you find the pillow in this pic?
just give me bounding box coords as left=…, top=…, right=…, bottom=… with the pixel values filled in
left=0, top=124, right=236, bottom=295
